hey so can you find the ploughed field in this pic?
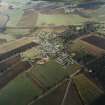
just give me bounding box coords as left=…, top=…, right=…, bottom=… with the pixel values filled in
left=81, top=35, right=105, bottom=50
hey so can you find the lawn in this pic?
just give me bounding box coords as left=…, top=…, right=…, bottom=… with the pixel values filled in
left=0, top=72, right=43, bottom=105
left=36, top=13, right=88, bottom=26
left=28, top=60, right=68, bottom=88
left=73, top=73, right=104, bottom=105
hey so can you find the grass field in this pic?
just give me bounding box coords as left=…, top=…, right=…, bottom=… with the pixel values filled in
left=36, top=13, right=88, bottom=26
left=0, top=72, right=43, bottom=105
left=70, top=38, right=103, bottom=56
left=67, top=63, right=81, bottom=75
left=7, top=9, right=24, bottom=27
left=28, top=60, right=68, bottom=88
left=73, top=73, right=104, bottom=105
left=0, top=33, right=15, bottom=41
left=0, top=37, right=35, bottom=55
left=17, top=10, right=38, bottom=27
left=33, top=80, right=68, bottom=105
left=64, top=82, right=83, bottom=105
left=21, top=47, right=41, bottom=61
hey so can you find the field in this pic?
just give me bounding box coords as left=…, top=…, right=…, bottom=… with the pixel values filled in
left=0, top=72, right=43, bottom=105
left=28, top=60, right=68, bottom=88
left=0, top=33, right=15, bottom=41
left=36, top=13, right=88, bottom=26
left=0, top=37, right=35, bottom=55
left=0, top=15, right=8, bottom=27
left=7, top=9, right=24, bottom=27
left=64, top=82, right=83, bottom=105
left=33, top=80, right=68, bottom=105
left=70, top=37, right=105, bottom=56
left=17, top=10, right=38, bottom=27
left=4, top=0, right=30, bottom=8
left=21, top=47, right=41, bottom=61
left=81, top=35, right=105, bottom=50
left=73, top=73, right=104, bottom=105
left=67, top=63, right=81, bottom=75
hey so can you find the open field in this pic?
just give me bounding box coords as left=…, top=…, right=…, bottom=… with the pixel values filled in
left=0, top=37, right=36, bottom=55
left=81, top=35, right=105, bottom=50
left=73, top=73, right=104, bottom=105
left=0, top=33, right=15, bottom=41
left=36, top=13, right=88, bottom=26
left=0, top=72, right=43, bottom=105
left=5, top=28, right=31, bottom=37
left=70, top=36, right=105, bottom=56
left=21, top=47, right=41, bottom=61
left=4, top=0, right=30, bottom=8
left=67, top=64, right=81, bottom=75
left=28, top=60, right=68, bottom=88
left=0, top=15, right=8, bottom=27
left=0, top=37, right=38, bottom=61
left=64, top=82, right=83, bottom=105
left=39, top=26, right=67, bottom=32
left=33, top=80, right=68, bottom=105
left=7, top=9, right=24, bottom=27
left=17, top=10, right=38, bottom=27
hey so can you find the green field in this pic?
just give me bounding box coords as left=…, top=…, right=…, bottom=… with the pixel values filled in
left=36, top=13, right=88, bottom=26
left=21, top=47, right=41, bottom=61
left=7, top=9, right=24, bottom=27
left=0, top=33, right=15, bottom=41
left=28, top=60, right=68, bottom=88
left=67, top=63, right=81, bottom=75
left=73, top=73, right=104, bottom=105
left=0, top=37, right=34, bottom=55
left=0, top=72, right=43, bottom=105
left=33, top=80, right=68, bottom=105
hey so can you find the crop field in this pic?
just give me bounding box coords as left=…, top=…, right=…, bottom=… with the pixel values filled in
left=33, top=80, right=68, bottom=105
left=28, top=60, right=68, bottom=88
left=0, top=33, right=15, bottom=41
left=0, top=15, right=8, bottom=27
left=4, top=0, right=30, bottom=8
left=7, top=9, right=24, bottom=27
left=70, top=37, right=104, bottom=56
left=73, top=73, right=104, bottom=105
left=64, top=82, right=82, bottom=105
left=0, top=37, right=35, bottom=55
left=67, top=64, right=81, bottom=75
left=36, top=13, right=88, bottom=26
left=21, top=47, right=41, bottom=61
left=81, top=35, right=105, bottom=50
left=0, top=72, right=43, bottom=105
left=17, top=10, right=38, bottom=27
left=70, top=38, right=88, bottom=53
left=5, top=28, right=30, bottom=37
